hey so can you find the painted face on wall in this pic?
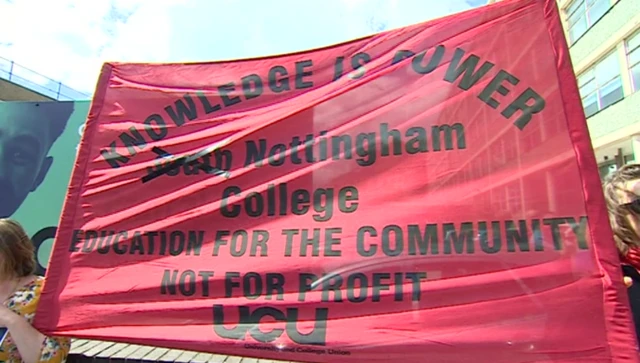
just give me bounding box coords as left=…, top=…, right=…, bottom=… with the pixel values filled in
left=0, top=106, right=54, bottom=218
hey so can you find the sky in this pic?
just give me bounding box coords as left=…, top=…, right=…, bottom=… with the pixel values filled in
left=0, top=0, right=488, bottom=97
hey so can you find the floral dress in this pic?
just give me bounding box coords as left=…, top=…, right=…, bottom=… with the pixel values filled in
left=0, top=276, right=70, bottom=362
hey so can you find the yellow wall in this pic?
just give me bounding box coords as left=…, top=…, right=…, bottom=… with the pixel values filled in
left=0, top=78, right=54, bottom=102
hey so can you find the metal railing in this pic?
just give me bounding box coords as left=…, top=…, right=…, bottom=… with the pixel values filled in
left=0, top=56, right=92, bottom=101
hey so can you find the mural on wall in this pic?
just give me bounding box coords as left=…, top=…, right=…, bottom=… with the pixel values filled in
left=0, top=101, right=88, bottom=274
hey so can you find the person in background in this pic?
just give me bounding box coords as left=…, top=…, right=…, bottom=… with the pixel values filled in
left=603, top=163, right=640, bottom=345
left=0, top=219, right=69, bottom=363
left=0, top=102, right=74, bottom=218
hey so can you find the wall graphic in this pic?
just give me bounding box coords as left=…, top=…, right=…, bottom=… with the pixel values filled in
left=0, top=101, right=88, bottom=274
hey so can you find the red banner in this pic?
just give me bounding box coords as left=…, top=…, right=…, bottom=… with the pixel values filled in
left=36, top=0, right=639, bottom=361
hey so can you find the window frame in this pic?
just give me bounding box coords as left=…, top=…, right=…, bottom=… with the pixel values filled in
left=565, top=0, right=612, bottom=44
left=626, top=29, right=640, bottom=93
left=577, top=51, right=624, bottom=117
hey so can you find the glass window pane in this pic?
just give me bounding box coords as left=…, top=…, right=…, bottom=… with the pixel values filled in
left=578, top=69, right=594, bottom=85
left=586, top=0, right=605, bottom=7
left=595, top=52, right=620, bottom=83
left=584, top=103, right=599, bottom=118
left=632, top=64, right=640, bottom=92
left=579, top=78, right=596, bottom=96
left=587, top=0, right=610, bottom=26
left=568, top=10, right=585, bottom=26
left=627, top=31, right=640, bottom=53
left=569, top=21, right=588, bottom=43
left=568, top=11, right=587, bottom=31
left=581, top=91, right=597, bottom=105
left=582, top=93, right=598, bottom=116
left=569, top=28, right=581, bottom=43
left=568, top=0, right=585, bottom=17
left=599, top=77, right=624, bottom=109
left=587, top=6, right=607, bottom=26
left=629, top=48, right=640, bottom=68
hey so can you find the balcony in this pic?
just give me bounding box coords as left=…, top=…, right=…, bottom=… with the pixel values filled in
left=0, top=56, right=91, bottom=101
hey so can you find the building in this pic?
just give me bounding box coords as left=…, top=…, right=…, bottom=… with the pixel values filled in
left=489, top=0, right=640, bottom=179
left=559, top=0, right=640, bottom=179
left=0, top=56, right=90, bottom=101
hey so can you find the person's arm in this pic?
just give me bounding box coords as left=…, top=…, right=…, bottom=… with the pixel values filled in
left=5, top=310, right=47, bottom=363
left=0, top=305, right=69, bottom=363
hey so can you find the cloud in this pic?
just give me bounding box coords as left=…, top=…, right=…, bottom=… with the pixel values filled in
left=0, top=0, right=182, bottom=95
left=0, top=0, right=482, bottom=96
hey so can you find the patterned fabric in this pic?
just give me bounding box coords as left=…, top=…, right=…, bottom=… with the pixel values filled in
left=623, top=246, right=640, bottom=272
left=0, top=276, right=70, bottom=363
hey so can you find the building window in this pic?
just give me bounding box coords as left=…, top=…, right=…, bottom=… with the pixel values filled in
left=627, top=30, right=640, bottom=93
left=578, top=51, right=624, bottom=117
left=566, top=0, right=611, bottom=43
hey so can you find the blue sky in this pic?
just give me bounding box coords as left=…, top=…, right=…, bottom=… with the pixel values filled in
left=0, top=0, right=487, bottom=95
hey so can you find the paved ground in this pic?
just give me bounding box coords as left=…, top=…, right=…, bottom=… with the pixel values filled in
left=68, top=339, right=298, bottom=363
